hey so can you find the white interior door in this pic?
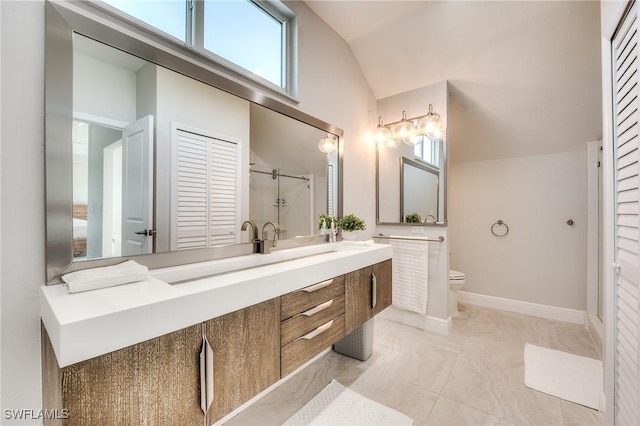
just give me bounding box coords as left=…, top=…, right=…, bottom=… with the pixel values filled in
left=121, top=115, right=154, bottom=256
left=102, top=140, right=123, bottom=257
left=612, top=4, right=640, bottom=424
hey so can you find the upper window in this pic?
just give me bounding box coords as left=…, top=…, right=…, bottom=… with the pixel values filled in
left=102, top=0, right=294, bottom=93
left=414, top=136, right=440, bottom=167
left=203, top=1, right=284, bottom=87
left=103, top=0, right=187, bottom=41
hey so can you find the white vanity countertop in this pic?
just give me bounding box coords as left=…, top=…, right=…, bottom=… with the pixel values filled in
left=40, top=243, right=392, bottom=367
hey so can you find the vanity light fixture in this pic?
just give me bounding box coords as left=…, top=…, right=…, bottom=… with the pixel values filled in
left=391, top=111, right=417, bottom=144
left=318, top=133, right=338, bottom=154
left=417, top=104, right=444, bottom=141
left=376, top=104, right=445, bottom=148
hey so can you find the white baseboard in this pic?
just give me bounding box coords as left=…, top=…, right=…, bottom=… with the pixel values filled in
left=457, top=291, right=587, bottom=325
left=378, top=306, right=452, bottom=335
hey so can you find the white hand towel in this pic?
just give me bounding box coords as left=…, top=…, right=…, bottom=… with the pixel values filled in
left=389, top=237, right=429, bottom=315
left=62, top=260, right=149, bottom=293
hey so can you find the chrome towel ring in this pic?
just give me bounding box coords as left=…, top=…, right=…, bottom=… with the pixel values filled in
left=491, top=220, right=509, bottom=237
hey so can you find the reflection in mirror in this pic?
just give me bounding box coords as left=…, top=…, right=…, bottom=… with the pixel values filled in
left=70, top=33, right=338, bottom=262
left=377, top=136, right=446, bottom=224
left=249, top=104, right=338, bottom=238
left=401, top=157, right=439, bottom=224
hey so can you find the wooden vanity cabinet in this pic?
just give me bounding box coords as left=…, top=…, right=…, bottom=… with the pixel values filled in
left=204, top=298, right=280, bottom=425
left=42, top=324, right=204, bottom=426
left=344, top=259, right=392, bottom=334
left=41, top=260, right=391, bottom=425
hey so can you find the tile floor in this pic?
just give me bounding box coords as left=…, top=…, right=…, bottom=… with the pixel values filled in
left=226, top=303, right=604, bottom=426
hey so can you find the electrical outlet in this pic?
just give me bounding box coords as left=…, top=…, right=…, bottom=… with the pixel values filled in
left=411, top=226, right=425, bottom=234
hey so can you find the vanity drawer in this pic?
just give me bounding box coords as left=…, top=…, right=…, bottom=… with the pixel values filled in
left=281, top=295, right=345, bottom=346
left=281, top=275, right=345, bottom=320
left=281, top=314, right=345, bottom=377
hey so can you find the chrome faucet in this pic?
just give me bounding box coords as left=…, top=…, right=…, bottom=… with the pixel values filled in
left=241, top=220, right=258, bottom=241
left=260, top=221, right=282, bottom=254
left=241, top=220, right=260, bottom=253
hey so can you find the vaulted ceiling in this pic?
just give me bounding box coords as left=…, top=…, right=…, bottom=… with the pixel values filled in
left=304, top=1, right=602, bottom=163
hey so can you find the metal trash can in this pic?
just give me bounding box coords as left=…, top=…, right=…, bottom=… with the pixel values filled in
left=333, top=318, right=374, bottom=361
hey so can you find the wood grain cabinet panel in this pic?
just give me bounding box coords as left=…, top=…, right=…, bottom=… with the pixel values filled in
left=281, top=275, right=345, bottom=319
left=281, top=295, right=345, bottom=346
left=371, top=259, right=392, bottom=316
left=42, top=324, right=203, bottom=426
left=205, top=298, right=281, bottom=424
left=344, top=260, right=393, bottom=334
left=281, top=315, right=345, bottom=377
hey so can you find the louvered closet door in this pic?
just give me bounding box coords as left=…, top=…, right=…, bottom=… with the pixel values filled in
left=613, top=3, right=640, bottom=424
left=173, top=129, right=239, bottom=250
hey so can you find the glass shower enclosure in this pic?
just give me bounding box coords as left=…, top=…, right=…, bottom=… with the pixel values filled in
left=249, top=164, right=313, bottom=239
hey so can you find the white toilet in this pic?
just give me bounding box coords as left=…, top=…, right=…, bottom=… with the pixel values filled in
left=448, top=270, right=466, bottom=317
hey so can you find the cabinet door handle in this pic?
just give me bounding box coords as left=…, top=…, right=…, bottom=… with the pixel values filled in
left=302, top=279, right=333, bottom=293
left=298, top=299, right=334, bottom=317
left=298, top=319, right=334, bottom=340
left=371, top=272, right=377, bottom=309
left=199, top=336, right=214, bottom=415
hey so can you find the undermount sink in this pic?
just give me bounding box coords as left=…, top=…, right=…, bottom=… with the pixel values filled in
left=151, top=242, right=338, bottom=284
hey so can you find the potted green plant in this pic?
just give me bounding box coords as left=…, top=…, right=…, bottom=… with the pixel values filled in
left=405, top=213, right=422, bottom=223
left=338, top=213, right=366, bottom=241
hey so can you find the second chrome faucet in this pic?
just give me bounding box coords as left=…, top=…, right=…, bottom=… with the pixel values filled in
left=260, top=221, right=281, bottom=254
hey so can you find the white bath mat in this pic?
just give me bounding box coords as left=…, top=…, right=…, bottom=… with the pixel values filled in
left=282, top=380, right=413, bottom=426
left=524, top=343, right=603, bottom=410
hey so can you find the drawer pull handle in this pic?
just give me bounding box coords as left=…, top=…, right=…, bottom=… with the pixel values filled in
left=371, top=272, right=377, bottom=309
left=299, top=320, right=334, bottom=340
left=299, top=299, right=334, bottom=317
left=302, top=279, right=334, bottom=293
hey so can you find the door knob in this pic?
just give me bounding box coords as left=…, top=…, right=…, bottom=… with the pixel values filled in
left=135, top=229, right=157, bottom=237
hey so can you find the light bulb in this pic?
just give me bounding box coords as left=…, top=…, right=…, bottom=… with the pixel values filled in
left=392, top=120, right=416, bottom=142
left=317, top=135, right=336, bottom=153
left=417, top=104, right=444, bottom=139
left=374, top=126, right=391, bottom=146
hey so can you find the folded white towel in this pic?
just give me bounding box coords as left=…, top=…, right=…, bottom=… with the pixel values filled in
left=340, top=239, right=374, bottom=247
left=62, top=260, right=149, bottom=293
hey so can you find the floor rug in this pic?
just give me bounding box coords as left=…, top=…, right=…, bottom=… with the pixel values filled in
left=282, top=379, right=414, bottom=425
left=524, top=343, right=603, bottom=410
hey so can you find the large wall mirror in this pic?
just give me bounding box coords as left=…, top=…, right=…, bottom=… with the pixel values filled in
left=46, top=1, right=342, bottom=283
left=376, top=137, right=446, bottom=225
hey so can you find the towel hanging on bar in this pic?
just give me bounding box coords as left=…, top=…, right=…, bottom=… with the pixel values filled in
left=389, top=238, right=429, bottom=315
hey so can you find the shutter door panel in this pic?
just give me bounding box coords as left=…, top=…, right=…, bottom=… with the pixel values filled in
left=613, top=3, right=640, bottom=424
left=208, top=138, right=237, bottom=245
left=175, top=133, right=208, bottom=250
left=173, top=129, right=239, bottom=249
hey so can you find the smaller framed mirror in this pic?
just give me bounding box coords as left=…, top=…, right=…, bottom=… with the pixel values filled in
left=376, top=136, right=446, bottom=225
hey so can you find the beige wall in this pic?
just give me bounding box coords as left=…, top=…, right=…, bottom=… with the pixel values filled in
left=0, top=0, right=376, bottom=415
left=449, top=150, right=588, bottom=310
